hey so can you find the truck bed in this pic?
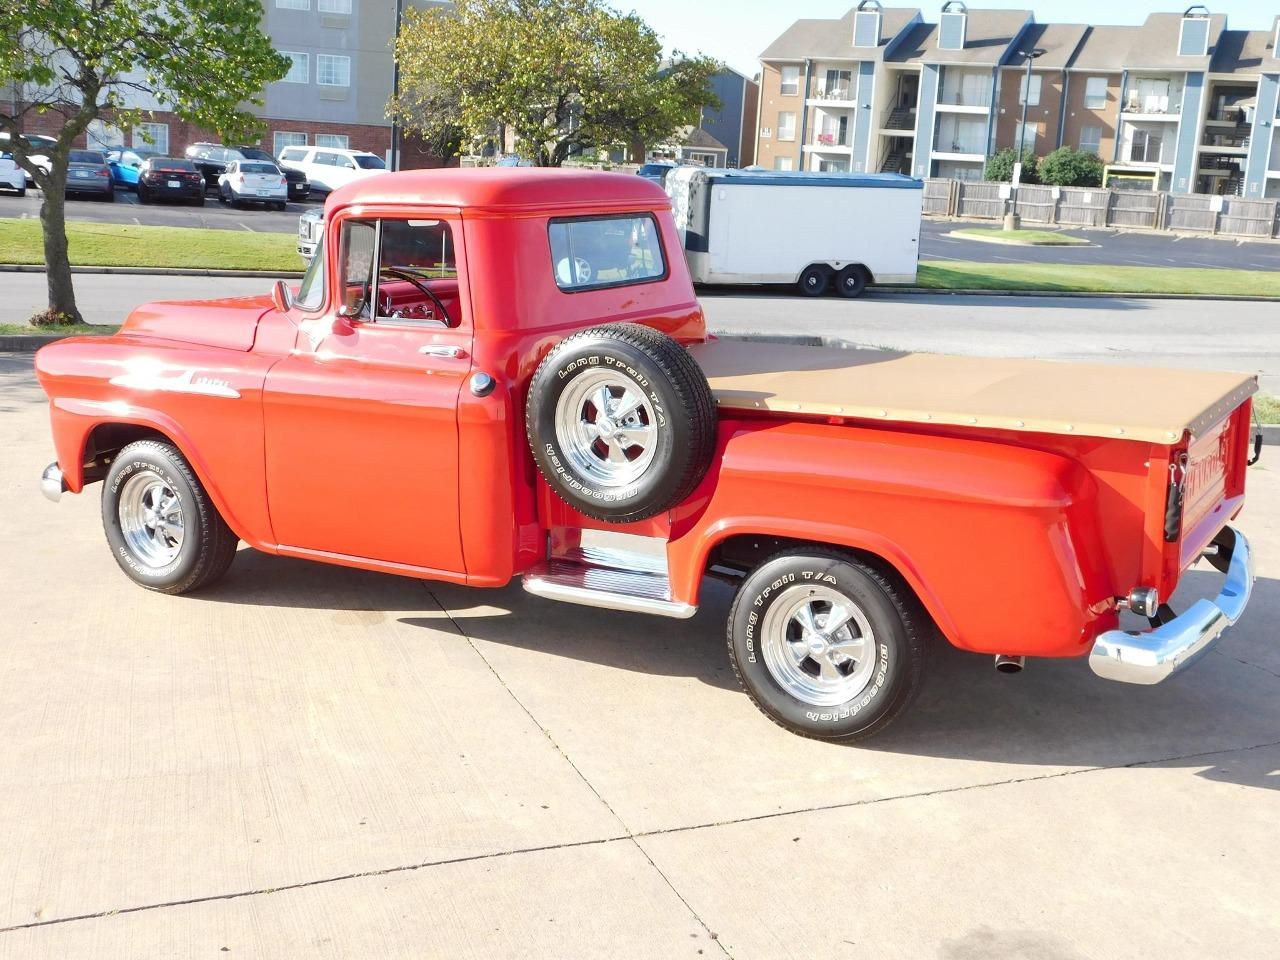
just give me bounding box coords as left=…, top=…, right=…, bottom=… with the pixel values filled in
left=691, top=340, right=1257, bottom=444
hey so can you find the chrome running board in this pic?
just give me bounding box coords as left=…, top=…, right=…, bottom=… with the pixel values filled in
left=523, top=530, right=695, bottom=619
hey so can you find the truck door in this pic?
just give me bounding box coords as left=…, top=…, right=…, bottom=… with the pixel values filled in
left=262, top=213, right=471, bottom=575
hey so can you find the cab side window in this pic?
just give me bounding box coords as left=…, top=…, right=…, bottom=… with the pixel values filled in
left=341, top=221, right=376, bottom=316
left=336, top=218, right=460, bottom=326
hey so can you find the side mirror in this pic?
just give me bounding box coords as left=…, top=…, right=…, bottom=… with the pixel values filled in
left=270, top=280, right=294, bottom=313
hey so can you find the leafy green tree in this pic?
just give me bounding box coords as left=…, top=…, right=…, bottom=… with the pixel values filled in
left=392, top=0, right=720, bottom=167
left=1, top=2, right=289, bottom=323
left=984, top=147, right=1039, bottom=184
left=1038, top=146, right=1105, bottom=187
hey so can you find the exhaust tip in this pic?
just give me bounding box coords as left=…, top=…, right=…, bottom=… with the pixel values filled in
left=994, top=654, right=1025, bottom=674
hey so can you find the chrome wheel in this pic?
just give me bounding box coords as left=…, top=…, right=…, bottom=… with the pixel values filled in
left=554, top=371, right=657, bottom=487
left=760, top=585, right=877, bottom=707
left=118, top=470, right=184, bottom=568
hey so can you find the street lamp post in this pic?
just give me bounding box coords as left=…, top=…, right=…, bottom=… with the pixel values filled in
left=1006, top=46, right=1044, bottom=231
left=389, top=0, right=405, bottom=172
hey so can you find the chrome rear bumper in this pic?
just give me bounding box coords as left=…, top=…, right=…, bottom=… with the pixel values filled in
left=41, top=462, right=65, bottom=503
left=1089, top=527, right=1254, bottom=684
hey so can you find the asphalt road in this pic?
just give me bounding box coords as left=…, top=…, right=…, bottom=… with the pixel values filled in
left=8, top=271, right=1279, bottom=393
left=2, top=351, right=1279, bottom=958
left=6, top=186, right=1280, bottom=268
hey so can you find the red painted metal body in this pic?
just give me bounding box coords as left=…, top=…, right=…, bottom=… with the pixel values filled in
left=33, top=169, right=1251, bottom=660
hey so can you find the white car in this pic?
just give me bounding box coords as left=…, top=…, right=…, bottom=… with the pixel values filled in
left=276, top=145, right=388, bottom=195
left=0, top=133, right=53, bottom=186
left=0, top=152, right=26, bottom=196
left=217, top=159, right=288, bottom=210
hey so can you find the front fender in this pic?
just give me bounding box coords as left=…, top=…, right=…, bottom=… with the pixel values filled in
left=667, top=419, right=1117, bottom=658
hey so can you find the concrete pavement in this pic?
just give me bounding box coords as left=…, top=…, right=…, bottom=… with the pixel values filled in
left=2, top=349, right=1279, bottom=957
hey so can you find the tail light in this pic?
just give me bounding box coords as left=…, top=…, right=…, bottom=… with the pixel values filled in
left=279, top=176, right=287, bottom=185
left=237, top=174, right=245, bottom=184
left=97, top=166, right=109, bottom=177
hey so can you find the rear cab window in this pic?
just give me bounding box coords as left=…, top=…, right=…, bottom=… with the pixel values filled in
left=548, top=214, right=666, bottom=292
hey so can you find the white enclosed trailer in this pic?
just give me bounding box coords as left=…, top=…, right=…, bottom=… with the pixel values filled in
left=665, top=167, right=923, bottom=297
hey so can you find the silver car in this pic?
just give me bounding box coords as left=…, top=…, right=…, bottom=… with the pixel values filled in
left=65, top=150, right=115, bottom=201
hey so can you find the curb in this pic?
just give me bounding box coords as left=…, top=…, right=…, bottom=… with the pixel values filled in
left=0, top=264, right=304, bottom=279
left=0, top=334, right=66, bottom=351
left=881, top=287, right=1280, bottom=302
left=946, top=230, right=1095, bottom=249
left=1262, top=425, right=1280, bottom=448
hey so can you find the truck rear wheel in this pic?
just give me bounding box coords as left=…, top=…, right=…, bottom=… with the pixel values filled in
left=101, top=440, right=239, bottom=594
left=526, top=323, right=717, bottom=523
left=727, top=549, right=925, bottom=741
left=798, top=264, right=831, bottom=297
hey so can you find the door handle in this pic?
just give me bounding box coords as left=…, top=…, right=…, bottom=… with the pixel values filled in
left=419, top=345, right=467, bottom=359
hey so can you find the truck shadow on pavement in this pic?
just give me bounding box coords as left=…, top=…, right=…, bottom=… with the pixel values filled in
left=207, top=550, right=1279, bottom=792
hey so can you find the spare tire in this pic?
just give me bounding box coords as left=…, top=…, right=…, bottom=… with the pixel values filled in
left=526, top=323, right=717, bottom=524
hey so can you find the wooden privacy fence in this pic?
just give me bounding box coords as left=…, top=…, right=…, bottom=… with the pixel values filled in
left=922, top=178, right=1280, bottom=239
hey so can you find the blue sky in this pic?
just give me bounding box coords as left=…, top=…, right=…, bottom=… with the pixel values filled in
left=619, top=0, right=1280, bottom=75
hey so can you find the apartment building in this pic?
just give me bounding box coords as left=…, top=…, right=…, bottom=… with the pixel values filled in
left=7, top=0, right=450, bottom=167
left=756, top=3, right=1280, bottom=196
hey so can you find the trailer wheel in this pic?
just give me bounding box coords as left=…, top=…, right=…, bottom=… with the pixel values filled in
left=798, top=264, right=831, bottom=297
left=526, top=323, right=717, bottom=524
left=727, top=548, right=926, bottom=742
left=835, top=265, right=868, bottom=299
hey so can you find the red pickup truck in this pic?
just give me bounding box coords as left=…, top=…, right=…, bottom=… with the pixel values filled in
left=34, top=169, right=1259, bottom=742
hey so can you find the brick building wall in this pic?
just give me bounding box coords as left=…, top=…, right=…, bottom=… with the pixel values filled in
left=1061, top=72, right=1122, bottom=160
left=994, top=68, right=1066, bottom=156
left=755, top=63, right=806, bottom=171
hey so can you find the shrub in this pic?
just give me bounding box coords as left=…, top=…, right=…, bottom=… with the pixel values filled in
left=984, top=147, right=1039, bottom=184
left=1038, top=146, right=1105, bottom=187
left=28, top=309, right=79, bottom=328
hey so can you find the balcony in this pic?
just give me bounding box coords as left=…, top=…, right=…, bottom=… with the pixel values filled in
left=809, top=86, right=856, bottom=104
left=936, top=92, right=991, bottom=111
left=1201, top=130, right=1249, bottom=151
left=804, top=132, right=853, bottom=153
left=933, top=139, right=986, bottom=158
left=1121, top=98, right=1181, bottom=118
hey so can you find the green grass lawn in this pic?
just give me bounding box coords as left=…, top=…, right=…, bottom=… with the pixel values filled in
left=951, top=227, right=1091, bottom=246
left=1254, top=394, right=1280, bottom=424
left=0, top=218, right=301, bottom=272
left=914, top=261, right=1280, bottom=298
left=0, top=322, right=119, bottom=336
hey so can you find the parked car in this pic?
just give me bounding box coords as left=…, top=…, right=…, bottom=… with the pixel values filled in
left=297, top=207, right=325, bottom=261
left=136, top=157, right=205, bottom=205
left=32, top=169, right=1261, bottom=744
left=0, top=152, right=26, bottom=196
left=184, top=143, right=239, bottom=190
left=231, top=145, right=310, bottom=201
left=217, top=159, right=288, bottom=209
left=636, top=161, right=676, bottom=185
left=276, top=145, right=387, bottom=195
left=105, top=149, right=163, bottom=190
left=0, top=132, right=54, bottom=185
left=64, top=150, right=114, bottom=201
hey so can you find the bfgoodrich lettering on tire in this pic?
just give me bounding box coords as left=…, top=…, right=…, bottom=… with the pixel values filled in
left=526, top=323, right=717, bottom=523
left=727, top=548, right=925, bottom=742
left=101, top=440, right=239, bottom=595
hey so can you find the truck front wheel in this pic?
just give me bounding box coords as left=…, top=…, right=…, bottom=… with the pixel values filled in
left=101, top=440, right=239, bottom=594
left=727, top=549, right=925, bottom=741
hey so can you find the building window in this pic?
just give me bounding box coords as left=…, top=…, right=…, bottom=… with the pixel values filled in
left=776, top=112, right=797, bottom=141
left=317, top=0, right=351, bottom=10
left=280, top=51, right=309, bottom=84
left=1018, top=73, right=1041, bottom=107
left=133, top=122, right=169, bottom=154
left=774, top=156, right=794, bottom=171
left=1014, top=121, right=1036, bottom=154
left=317, top=54, right=351, bottom=87
left=780, top=66, right=801, bottom=96
left=275, top=0, right=309, bottom=8
left=315, top=134, right=350, bottom=149
left=1084, top=77, right=1107, bottom=109
left=87, top=120, right=124, bottom=151
left=1178, top=14, right=1210, bottom=57
left=1079, top=125, right=1102, bottom=154
left=274, top=131, right=307, bottom=155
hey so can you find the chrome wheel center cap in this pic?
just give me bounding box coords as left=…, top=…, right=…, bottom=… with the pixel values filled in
left=807, top=636, right=828, bottom=657
left=597, top=417, right=616, bottom=435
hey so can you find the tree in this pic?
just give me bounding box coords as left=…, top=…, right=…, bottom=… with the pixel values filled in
left=984, top=147, right=1039, bottom=184
left=1, top=2, right=289, bottom=324
left=391, top=0, right=720, bottom=167
left=1038, top=146, right=1105, bottom=187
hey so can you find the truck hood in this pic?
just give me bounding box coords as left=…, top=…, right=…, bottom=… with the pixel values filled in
left=121, top=296, right=275, bottom=352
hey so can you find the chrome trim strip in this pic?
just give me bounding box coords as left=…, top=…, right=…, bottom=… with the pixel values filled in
left=108, top=367, right=240, bottom=399
left=1089, top=527, right=1254, bottom=684
left=522, top=569, right=697, bottom=620
left=41, top=462, right=65, bottom=503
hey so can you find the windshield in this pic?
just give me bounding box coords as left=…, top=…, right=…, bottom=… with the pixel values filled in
left=69, top=150, right=105, bottom=164
left=295, top=233, right=327, bottom=311
left=354, top=155, right=386, bottom=170
left=238, top=147, right=272, bottom=161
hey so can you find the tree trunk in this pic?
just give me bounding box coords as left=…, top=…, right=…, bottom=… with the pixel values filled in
left=38, top=155, right=80, bottom=324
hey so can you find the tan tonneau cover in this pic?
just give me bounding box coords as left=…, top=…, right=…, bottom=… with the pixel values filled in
left=691, top=341, right=1257, bottom=444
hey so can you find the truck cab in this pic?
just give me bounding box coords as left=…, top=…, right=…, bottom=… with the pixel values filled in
left=34, top=169, right=1259, bottom=742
